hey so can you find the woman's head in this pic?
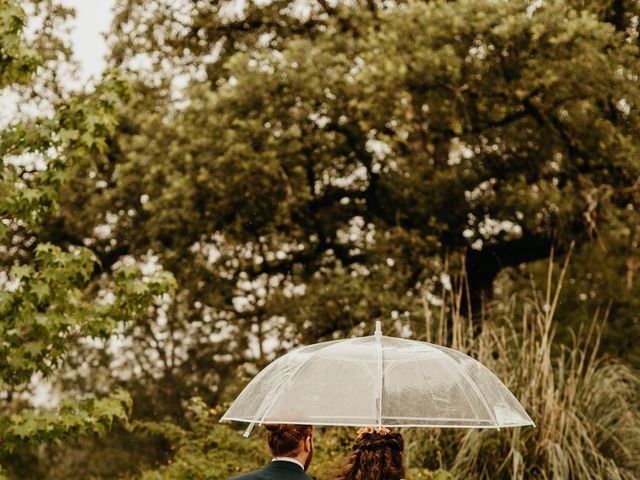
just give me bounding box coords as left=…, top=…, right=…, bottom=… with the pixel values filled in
left=336, top=427, right=405, bottom=480
left=264, top=424, right=314, bottom=469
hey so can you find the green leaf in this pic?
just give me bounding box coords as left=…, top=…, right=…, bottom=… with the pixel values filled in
left=10, top=264, right=32, bottom=281
left=30, top=281, right=50, bottom=302
left=58, top=128, right=79, bottom=144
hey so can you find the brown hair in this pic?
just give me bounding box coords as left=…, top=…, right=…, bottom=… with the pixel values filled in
left=335, top=430, right=405, bottom=480
left=264, top=424, right=313, bottom=456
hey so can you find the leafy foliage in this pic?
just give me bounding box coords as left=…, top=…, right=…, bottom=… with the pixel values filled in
left=0, top=0, right=176, bottom=470
left=0, top=0, right=36, bottom=87
left=0, top=243, right=175, bottom=388
left=1, top=389, right=132, bottom=453
left=0, top=71, right=129, bottom=232
left=135, top=399, right=268, bottom=480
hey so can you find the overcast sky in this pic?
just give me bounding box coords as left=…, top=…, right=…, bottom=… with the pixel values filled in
left=61, top=0, right=115, bottom=82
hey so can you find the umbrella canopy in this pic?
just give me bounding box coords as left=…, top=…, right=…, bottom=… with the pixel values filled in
left=222, top=322, right=534, bottom=436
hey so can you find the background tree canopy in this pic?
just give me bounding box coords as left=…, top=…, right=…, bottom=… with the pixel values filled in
left=1, top=0, right=639, bottom=478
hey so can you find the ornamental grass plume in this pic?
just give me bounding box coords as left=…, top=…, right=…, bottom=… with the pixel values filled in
left=413, top=247, right=640, bottom=479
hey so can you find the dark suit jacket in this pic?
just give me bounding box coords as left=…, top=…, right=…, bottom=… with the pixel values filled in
left=230, top=460, right=312, bottom=480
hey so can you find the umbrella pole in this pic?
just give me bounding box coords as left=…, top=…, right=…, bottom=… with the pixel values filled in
left=375, top=321, right=383, bottom=427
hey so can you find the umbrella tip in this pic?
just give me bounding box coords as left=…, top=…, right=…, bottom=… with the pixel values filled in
left=375, top=320, right=382, bottom=336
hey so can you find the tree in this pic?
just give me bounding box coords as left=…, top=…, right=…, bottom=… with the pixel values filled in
left=102, top=0, right=639, bottom=303
left=0, top=0, right=175, bottom=474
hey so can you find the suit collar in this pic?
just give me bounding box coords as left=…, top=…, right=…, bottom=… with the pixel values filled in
left=272, top=457, right=305, bottom=470
left=267, top=459, right=305, bottom=473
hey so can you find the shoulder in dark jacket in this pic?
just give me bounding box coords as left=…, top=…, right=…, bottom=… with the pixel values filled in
left=230, top=460, right=312, bottom=480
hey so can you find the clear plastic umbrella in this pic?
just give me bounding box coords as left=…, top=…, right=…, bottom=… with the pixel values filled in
left=222, top=322, right=534, bottom=436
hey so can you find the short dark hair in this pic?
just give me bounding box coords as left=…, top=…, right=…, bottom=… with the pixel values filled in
left=264, top=424, right=313, bottom=456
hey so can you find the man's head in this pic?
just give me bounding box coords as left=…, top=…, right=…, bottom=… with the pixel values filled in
left=264, top=424, right=314, bottom=471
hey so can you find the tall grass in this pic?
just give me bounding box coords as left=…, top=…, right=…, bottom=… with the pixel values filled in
left=411, top=248, right=640, bottom=479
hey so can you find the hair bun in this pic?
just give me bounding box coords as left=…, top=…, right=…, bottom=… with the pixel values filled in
left=356, top=430, right=404, bottom=452
left=264, top=424, right=283, bottom=433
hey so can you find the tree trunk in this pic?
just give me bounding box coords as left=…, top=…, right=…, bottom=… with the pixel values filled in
left=464, top=232, right=559, bottom=315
